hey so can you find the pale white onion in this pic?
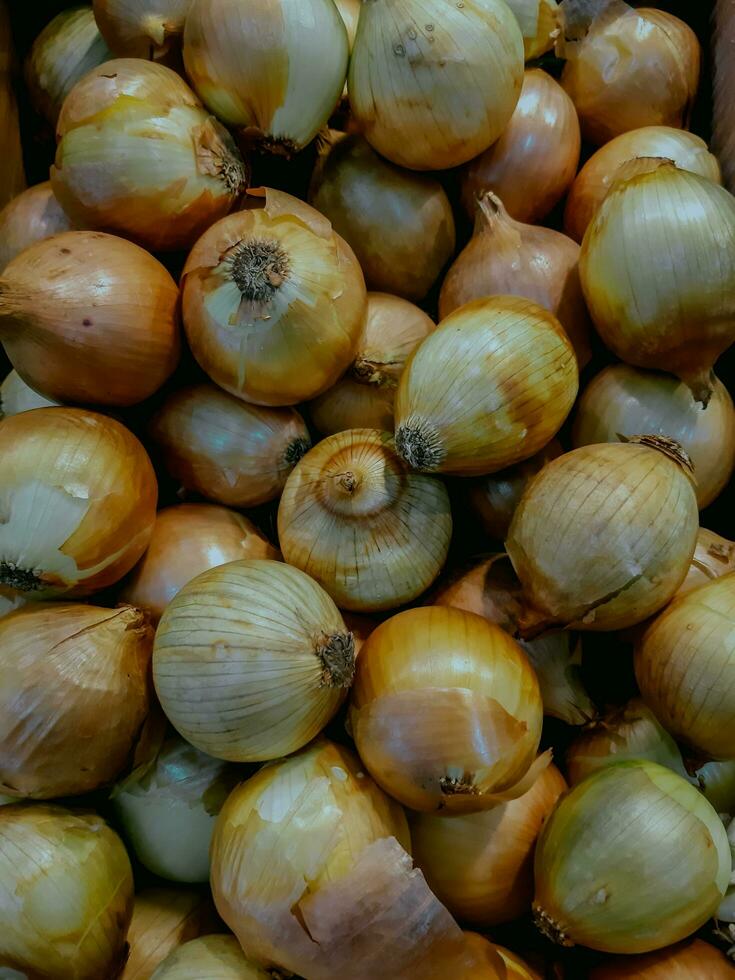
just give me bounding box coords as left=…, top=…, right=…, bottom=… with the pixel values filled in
left=678, top=528, right=735, bottom=597
left=122, top=888, right=215, bottom=980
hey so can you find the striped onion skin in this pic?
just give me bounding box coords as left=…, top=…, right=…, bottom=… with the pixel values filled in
left=122, top=888, right=213, bottom=980
left=93, top=0, right=193, bottom=63
left=153, top=559, right=355, bottom=762
left=715, top=0, right=735, bottom=193
left=277, top=429, right=451, bottom=612
left=678, top=528, right=735, bottom=597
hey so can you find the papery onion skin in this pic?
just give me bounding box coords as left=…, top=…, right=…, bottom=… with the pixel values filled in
left=122, top=888, right=215, bottom=980
left=151, top=935, right=270, bottom=979
left=0, top=182, right=76, bottom=273
left=93, top=0, right=193, bottom=62
left=0, top=3, right=26, bottom=209
left=678, top=528, right=735, bottom=597
left=0, top=804, right=134, bottom=979
left=533, top=761, right=731, bottom=954
left=572, top=365, right=735, bottom=509
left=0, top=407, right=157, bottom=597
left=278, top=429, right=452, bottom=612
left=182, top=188, right=366, bottom=406
left=395, top=296, right=578, bottom=476
left=350, top=605, right=544, bottom=813
left=0, top=230, right=180, bottom=406
left=0, top=370, right=59, bottom=418
left=150, top=384, right=310, bottom=508
left=461, top=69, right=580, bottom=225
left=308, top=135, right=455, bottom=301
left=589, top=937, right=735, bottom=978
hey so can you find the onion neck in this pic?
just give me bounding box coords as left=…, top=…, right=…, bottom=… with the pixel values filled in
left=532, top=904, right=574, bottom=947
left=351, top=355, right=397, bottom=388
left=315, top=631, right=355, bottom=688
left=439, top=773, right=480, bottom=798
left=229, top=238, right=291, bottom=303
left=622, top=434, right=696, bottom=480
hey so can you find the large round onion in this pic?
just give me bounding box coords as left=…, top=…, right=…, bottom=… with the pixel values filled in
left=93, top=0, right=193, bottom=62
left=151, top=936, right=269, bottom=979
left=123, top=888, right=215, bottom=980
left=0, top=370, right=59, bottom=417
left=0, top=182, right=75, bottom=273
left=589, top=938, right=735, bottom=979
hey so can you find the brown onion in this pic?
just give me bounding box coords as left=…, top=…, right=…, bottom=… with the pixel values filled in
left=0, top=182, right=76, bottom=273
left=93, top=0, right=193, bottom=62
left=679, top=528, right=735, bottom=597
left=122, top=888, right=215, bottom=980
left=589, top=937, right=735, bottom=978
left=0, top=370, right=59, bottom=417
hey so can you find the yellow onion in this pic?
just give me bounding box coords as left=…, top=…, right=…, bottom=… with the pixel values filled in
left=564, top=126, right=721, bottom=243
left=309, top=293, right=436, bottom=436
left=461, top=69, right=580, bottom=225
left=695, top=760, right=735, bottom=819
left=93, top=0, right=193, bottom=62
left=51, top=59, right=247, bottom=252
left=0, top=407, right=157, bottom=597
left=439, top=194, right=591, bottom=367
left=457, top=933, right=520, bottom=978
left=533, top=760, right=731, bottom=953
left=0, top=370, right=59, bottom=418
left=350, top=605, right=545, bottom=813
left=183, top=0, right=348, bottom=154
left=112, top=733, right=242, bottom=882
left=411, top=764, right=566, bottom=925
left=589, top=938, right=735, bottom=978
left=334, top=0, right=360, bottom=49
left=151, top=936, right=269, bottom=979
left=150, top=384, right=310, bottom=508
left=182, top=188, right=366, bottom=406
left=572, top=365, right=735, bottom=509
left=0, top=230, right=180, bottom=406
left=395, top=296, right=578, bottom=476
left=308, top=135, right=455, bottom=301
left=278, top=429, right=452, bottom=612
left=0, top=2, right=26, bottom=209
left=0, top=803, right=134, bottom=979
left=122, top=888, right=215, bottom=980
left=25, top=7, right=111, bottom=125
left=678, top=529, right=735, bottom=597
left=154, top=559, right=355, bottom=761
left=715, top=0, right=735, bottom=193
left=120, top=503, right=278, bottom=622
left=635, top=572, right=735, bottom=760
left=507, top=437, right=699, bottom=634
left=348, top=0, right=524, bottom=171
left=559, top=2, right=700, bottom=146
left=0, top=182, right=76, bottom=273
left=491, top=942, right=543, bottom=980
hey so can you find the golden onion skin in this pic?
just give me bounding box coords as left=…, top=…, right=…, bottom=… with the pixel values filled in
left=678, top=528, right=735, bottom=597
left=122, top=887, right=215, bottom=980
left=151, top=935, right=269, bottom=979
left=589, top=937, right=735, bottom=978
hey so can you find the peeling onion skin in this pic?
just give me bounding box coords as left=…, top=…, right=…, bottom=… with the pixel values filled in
left=93, top=0, right=193, bottom=63
left=0, top=182, right=76, bottom=274
left=122, top=888, right=215, bottom=980
left=151, top=935, right=269, bottom=979
left=678, top=528, right=735, bottom=598
left=589, top=937, right=735, bottom=979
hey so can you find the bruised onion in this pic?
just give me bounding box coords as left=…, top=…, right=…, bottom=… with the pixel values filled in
left=152, top=936, right=269, bottom=979
left=122, top=888, right=215, bottom=980
left=0, top=370, right=59, bottom=418
left=93, top=0, right=193, bottom=62
left=679, top=528, right=735, bottom=597
left=589, top=938, right=735, bottom=979
left=0, top=182, right=75, bottom=273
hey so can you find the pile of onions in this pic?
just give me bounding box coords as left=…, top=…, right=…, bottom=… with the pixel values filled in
left=678, top=528, right=735, bottom=597
left=572, top=364, right=735, bottom=508
left=183, top=0, right=348, bottom=155
left=0, top=1, right=26, bottom=209
left=151, top=936, right=268, bottom=979
left=278, top=429, right=452, bottom=612
left=394, top=296, right=578, bottom=475
left=590, top=938, right=735, bottom=979
left=695, top=759, right=735, bottom=818
left=123, top=888, right=215, bottom=980
left=461, top=69, right=580, bottom=225
left=150, top=384, right=310, bottom=508
left=309, top=134, right=455, bottom=301
left=533, top=761, right=731, bottom=953
left=181, top=189, right=366, bottom=406
left=93, top=0, right=193, bottom=62
left=0, top=370, right=58, bottom=417
left=439, top=194, right=591, bottom=367
left=715, top=0, right=735, bottom=193
left=559, top=1, right=701, bottom=145
left=51, top=59, right=247, bottom=252
left=635, top=572, right=735, bottom=760
left=350, top=606, right=545, bottom=812
left=0, top=407, right=157, bottom=597
left=0, top=230, right=180, bottom=406
left=0, top=804, right=134, bottom=979
left=507, top=438, right=699, bottom=634
left=120, top=503, right=278, bottom=622
left=112, top=733, right=242, bottom=883
left=0, top=181, right=75, bottom=273
left=411, top=764, right=566, bottom=925
left=491, top=943, right=543, bottom=980
left=309, top=293, right=436, bottom=436
left=154, top=560, right=356, bottom=761
left=348, top=0, right=524, bottom=171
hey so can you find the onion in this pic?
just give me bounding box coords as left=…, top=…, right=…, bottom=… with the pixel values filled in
left=51, top=59, right=247, bottom=252
left=308, top=135, right=455, bottom=301
left=151, top=936, right=269, bottom=979
left=183, top=0, right=348, bottom=155
left=559, top=1, right=701, bottom=146
left=350, top=605, right=545, bottom=813
left=461, top=69, right=580, bottom=225
left=678, top=529, right=735, bottom=597
left=122, top=888, right=215, bottom=980
left=93, top=0, right=193, bottom=62
left=533, top=761, right=731, bottom=953
left=589, top=938, right=735, bottom=978
left=0, top=2, right=25, bottom=209
left=695, top=760, right=735, bottom=819
left=572, top=365, right=735, bottom=508
left=507, top=437, right=699, bottom=634
left=0, top=803, right=134, bottom=979
left=395, top=296, right=578, bottom=476
left=120, top=503, right=279, bottom=622
left=411, top=764, right=566, bottom=925
left=0, top=370, right=59, bottom=418
left=564, top=126, right=722, bottom=243
left=348, top=0, right=524, bottom=171
left=149, top=384, right=310, bottom=508
left=715, top=0, right=735, bottom=193
left=0, top=230, right=180, bottom=406
left=0, top=407, right=157, bottom=597
left=334, top=0, right=360, bottom=50
left=0, top=182, right=76, bottom=273
left=459, top=933, right=522, bottom=978
left=491, top=942, right=543, bottom=980
left=439, top=194, right=591, bottom=368
left=278, top=429, right=452, bottom=612
left=154, top=559, right=355, bottom=761
left=181, top=188, right=366, bottom=406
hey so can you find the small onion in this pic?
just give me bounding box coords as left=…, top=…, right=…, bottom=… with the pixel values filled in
left=181, top=188, right=366, bottom=406
left=151, top=936, right=269, bottom=980
left=394, top=296, right=578, bottom=476
left=348, top=0, right=524, bottom=171
left=122, top=888, right=215, bottom=980
left=0, top=3, right=26, bottom=209
left=0, top=407, right=157, bottom=597
left=308, top=134, right=455, bottom=301
left=678, top=528, right=735, bottom=597
left=411, top=764, right=566, bottom=925
left=533, top=761, right=731, bottom=953
left=154, top=560, right=355, bottom=761
left=149, top=384, right=310, bottom=508
left=0, top=371, right=59, bottom=418
left=93, top=0, right=193, bottom=62
left=461, top=69, right=580, bottom=225
left=0, top=182, right=76, bottom=273
left=0, top=230, right=180, bottom=406
left=278, top=429, right=452, bottom=612
left=350, top=605, right=545, bottom=813
left=0, top=804, right=134, bottom=979
left=695, top=760, right=735, bottom=819
left=589, top=938, right=735, bottom=978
